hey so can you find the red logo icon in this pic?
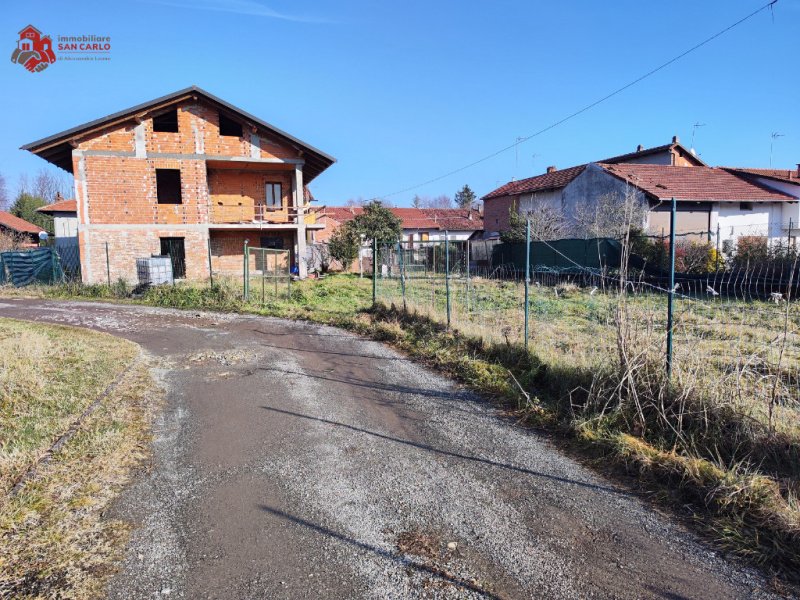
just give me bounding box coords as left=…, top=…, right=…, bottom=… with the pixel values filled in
left=11, top=25, right=56, bottom=73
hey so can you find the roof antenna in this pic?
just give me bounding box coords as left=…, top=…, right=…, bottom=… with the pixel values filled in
left=690, top=122, right=706, bottom=153
left=513, top=136, right=525, bottom=180
left=770, top=131, right=784, bottom=167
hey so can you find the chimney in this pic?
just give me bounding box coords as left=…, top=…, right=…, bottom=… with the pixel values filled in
left=546, top=165, right=557, bottom=173
left=55, top=191, right=63, bottom=201
left=636, top=144, right=644, bottom=152
left=672, top=135, right=679, bottom=144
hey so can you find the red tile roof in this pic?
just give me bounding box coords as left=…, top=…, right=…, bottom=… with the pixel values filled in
left=0, top=211, right=46, bottom=234
left=323, top=207, right=483, bottom=231
left=599, top=164, right=796, bottom=202
left=483, top=165, right=587, bottom=200
left=36, top=198, right=78, bottom=213
left=721, top=167, right=800, bottom=186
left=482, top=141, right=705, bottom=200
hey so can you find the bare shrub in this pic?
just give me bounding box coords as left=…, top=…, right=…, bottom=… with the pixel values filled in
left=573, top=185, right=647, bottom=240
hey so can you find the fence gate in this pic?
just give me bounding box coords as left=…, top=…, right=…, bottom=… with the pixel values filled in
left=244, top=245, right=291, bottom=302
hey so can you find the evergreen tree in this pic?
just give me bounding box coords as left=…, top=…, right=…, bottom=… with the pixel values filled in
left=351, top=200, right=403, bottom=243
left=10, top=193, right=53, bottom=232
left=454, top=184, right=477, bottom=209
left=328, top=222, right=361, bottom=270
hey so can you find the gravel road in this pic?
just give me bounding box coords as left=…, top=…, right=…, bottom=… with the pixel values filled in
left=0, top=299, right=782, bottom=599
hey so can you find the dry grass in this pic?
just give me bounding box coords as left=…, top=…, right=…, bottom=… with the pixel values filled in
left=0, top=319, right=159, bottom=599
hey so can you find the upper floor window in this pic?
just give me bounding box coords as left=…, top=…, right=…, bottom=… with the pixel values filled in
left=219, top=112, right=243, bottom=137
left=266, top=183, right=282, bottom=208
left=153, top=108, right=179, bottom=133
left=156, top=169, right=182, bottom=204
left=739, top=202, right=753, bottom=211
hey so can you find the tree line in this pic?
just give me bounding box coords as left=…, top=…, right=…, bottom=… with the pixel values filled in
left=0, top=168, right=73, bottom=232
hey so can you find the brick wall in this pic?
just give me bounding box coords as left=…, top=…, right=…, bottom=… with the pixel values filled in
left=73, top=97, right=305, bottom=283
left=80, top=228, right=209, bottom=283
left=209, top=230, right=294, bottom=274
left=483, top=195, right=515, bottom=233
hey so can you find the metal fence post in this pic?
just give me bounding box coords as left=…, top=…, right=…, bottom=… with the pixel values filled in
left=243, top=239, right=249, bottom=301
left=398, top=241, right=406, bottom=312
left=524, top=219, right=531, bottom=350
left=715, top=223, right=721, bottom=272
left=666, top=197, right=677, bottom=379
left=372, top=238, right=377, bottom=306
left=105, top=241, right=111, bottom=286
left=207, top=236, right=214, bottom=288
left=445, top=231, right=451, bottom=328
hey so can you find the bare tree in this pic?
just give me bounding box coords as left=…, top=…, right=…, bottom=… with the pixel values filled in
left=572, top=185, right=647, bottom=239
left=0, top=172, right=8, bottom=210
left=524, top=202, right=569, bottom=241
left=32, top=168, right=72, bottom=203
left=418, top=194, right=452, bottom=209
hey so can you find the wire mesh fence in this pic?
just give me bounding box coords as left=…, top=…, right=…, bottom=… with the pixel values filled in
left=243, top=245, right=292, bottom=303
left=373, top=233, right=800, bottom=434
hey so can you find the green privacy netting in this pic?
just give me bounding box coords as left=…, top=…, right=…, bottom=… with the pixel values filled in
left=491, top=238, right=623, bottom=272
left=1, top=248, right=64, bottom=287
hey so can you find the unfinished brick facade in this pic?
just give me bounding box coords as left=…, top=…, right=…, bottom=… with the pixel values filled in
left=24, top=87, right=335, bottom=283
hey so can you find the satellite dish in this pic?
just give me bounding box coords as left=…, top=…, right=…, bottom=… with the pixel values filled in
left=38, top=231, right=49, bottom=241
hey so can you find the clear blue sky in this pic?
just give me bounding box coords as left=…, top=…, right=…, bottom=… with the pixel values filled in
left=1, top=0, right=798, bottom=206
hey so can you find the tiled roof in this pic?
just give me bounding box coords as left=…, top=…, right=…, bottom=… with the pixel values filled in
left=482, top=165, right=587, bottom=200
left=599, top=164, right=796, bottom=202
left=0, top=211, right=46, bottom=234
left=721, top=167, right=800, bottom=186
left=482, top=141, right=705, bottom=200
left=36, top=198, right=77, bottom=213
left=323, top=207, right=483, bottom=231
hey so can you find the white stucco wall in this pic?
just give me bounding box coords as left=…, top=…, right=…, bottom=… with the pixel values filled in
left=53, top=214, right=78, bottom=238
left=713, top=202, right=785, bottom=243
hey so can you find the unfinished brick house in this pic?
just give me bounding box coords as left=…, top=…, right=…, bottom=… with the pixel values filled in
left=22, top=86, right=335, bottom=282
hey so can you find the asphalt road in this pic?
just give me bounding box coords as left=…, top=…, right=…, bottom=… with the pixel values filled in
left=0, top=299, right=780, bottom=599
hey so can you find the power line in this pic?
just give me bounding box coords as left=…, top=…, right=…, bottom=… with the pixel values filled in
left=377, top=0, right=778, bottom=200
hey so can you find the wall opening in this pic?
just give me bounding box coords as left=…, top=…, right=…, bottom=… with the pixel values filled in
left=156, top=169, right=182, bottom=204
left=153, top=109, right=179, bottom=133
left=219, top=112, right=243, bottom=137
left=160, top=237, right=186, bottom=279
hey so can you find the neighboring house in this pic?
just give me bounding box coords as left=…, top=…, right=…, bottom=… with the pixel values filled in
left=0, top=211, right=45, bottom=247
left=22, top=86, right=335, bottom=283
left=317, top=206, right=483, bottom=272
left=483, top=137, right=704, bottom=234
left=36, top=195, right=80, bottom=271
left=318, top=207, right=484, bottom=243
left=482, top=138, right=799, bottom=249
left=596, top=163, right=798, bottom=246
left=36, top=195, right=78, bottom=238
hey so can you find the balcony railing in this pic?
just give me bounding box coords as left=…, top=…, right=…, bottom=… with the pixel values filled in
left=210, top=204, right=325, bottom=226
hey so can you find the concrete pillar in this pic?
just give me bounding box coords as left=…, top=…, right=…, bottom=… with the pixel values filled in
left=293, top=165, right=307, bottom=278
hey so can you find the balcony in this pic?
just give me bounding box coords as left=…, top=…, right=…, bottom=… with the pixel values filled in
left=210, top=203, right=325, bottom=227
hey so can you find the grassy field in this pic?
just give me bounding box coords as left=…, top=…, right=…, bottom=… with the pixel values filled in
left=3, top=273, right=799, bottom=582
left=0, top=318, right=158, bottom=598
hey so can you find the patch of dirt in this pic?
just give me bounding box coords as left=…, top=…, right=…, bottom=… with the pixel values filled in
left=186, top=349, right=258, bottom=366
left=396, top=530, right=442, bottom=560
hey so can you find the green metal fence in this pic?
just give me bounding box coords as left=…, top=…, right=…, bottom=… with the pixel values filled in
left=243, top=243, right=292, bottom=303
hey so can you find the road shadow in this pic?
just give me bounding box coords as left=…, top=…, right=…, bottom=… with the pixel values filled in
left=256, top=365, right=471, bottom=403
left=260, top=405, right=628, bottom=497
left=253, top=337, right=410, bottom=362
left=257, top=504, right=504, bottom=599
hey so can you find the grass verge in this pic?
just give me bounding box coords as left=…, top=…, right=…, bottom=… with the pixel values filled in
left=3, top=277, right=799, bottom=587
left=0, top=318, right=159, bottom=598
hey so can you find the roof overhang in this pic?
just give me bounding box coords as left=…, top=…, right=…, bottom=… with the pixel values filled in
left=21, top=86, right=336, bottom=182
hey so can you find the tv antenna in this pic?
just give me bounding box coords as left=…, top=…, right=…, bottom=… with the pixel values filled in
left=770, top=131, right=784, bottom=167
left=691, top=122, right=706, bottom=150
